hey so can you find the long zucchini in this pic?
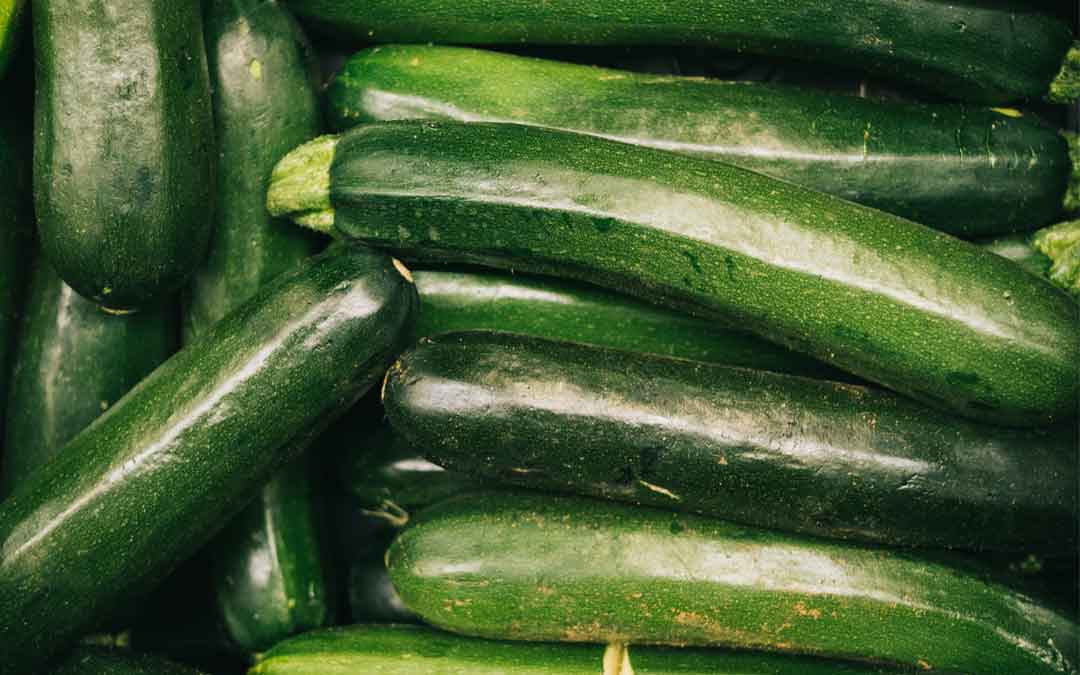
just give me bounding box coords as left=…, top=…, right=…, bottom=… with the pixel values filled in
left=1, top=263, right=174, bottom=498
left=33, top=0, right=215, bottom=310
left=288, top=0, right=1080, bottom=104
left=250, top=624, right=899, bottom=674
left=383, top=331, right=1077, bottom=551
left=0, top=247, right=417, bottom=674
left=193, top=0, right=331, bottom=653
left=387, top=491, right=1080, bottom=673
left=269, top=121, right=1079, bottom=427
left=328, top=45, right=1078, bottom=237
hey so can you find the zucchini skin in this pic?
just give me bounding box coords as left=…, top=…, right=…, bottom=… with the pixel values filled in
left=0, top=247, right=417, bottom=674
left=328, top=45, right=1073, bottom=237
left=289, top=0, right=1075, bottom=104
left=383, top=331, right=1076, bottom=551
left=0, top=263, right=174, bottom=498
left=409, top=268, right=848, bottom=381
left=33, top=0, right=215, bottom=310
left=52, top=648, right=203, bottom=675
left=388, top=491, right=1080, bottom=673
left=194, top=0, right=331, bottom=653
left=250, top=624, right=897, bottom=674
left=276, top=121, right=1080, bottom=427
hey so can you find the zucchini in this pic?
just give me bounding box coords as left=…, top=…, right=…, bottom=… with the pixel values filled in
left=408, top=268, right=848, bottom=381
left=387, top=491, right=1080, bottom=673
left=269, top=121, right=1080, bottom=427
left=328, top=45, right=1077, bottom=237
left=289, top=0, right=1080, bottom=104
left=52, top=648, right=203, bottom=675
left=250, top=624, right=899, bottom=674
left=0, top=246, right=417, bottom=674
left=193, top=0, right=331, bottom=653
left=33, top=0, right=215, bottom=310
left=0, top=263, right=174, bottom=498
left=383, top=331, right=1077, bottom=551
left=0, top=0, right=25, bottom=77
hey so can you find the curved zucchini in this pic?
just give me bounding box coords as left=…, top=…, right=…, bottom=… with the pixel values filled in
left=52, top=649, right=203, bottom=675
left=0, top=247, right=417, bottom=674
left=383, top=331, right=1077, bottom=551
left=408, top=268, right=848, bottom=380
left=289, top=0, right=1079, bottom=104
left=33, top=0, right=215, bottom=310
left=250, top=624, right=899, bottom=674
left=0, top=263, right=174, bottom=498
left=328, top=45, right=1076, bottom=236
left=388, top=491, right=1080, bottom=673
left=269, top=121, right=1080, bottom=427
left=193, top=0, right=331, bottom=653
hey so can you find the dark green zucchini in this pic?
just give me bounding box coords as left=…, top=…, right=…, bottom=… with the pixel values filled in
left=0, top=247, right=417, bottom=674
left=0, top=263, right=174, bottom=498
left=193, top=0, right=331, bottom=654
left=388, top=491, right=1080, bottom=673
left=0, top=0, right=25, bottom=77
left=33, top=0, right=215, bottom=310
left=269, top=121, right=1079, bottom=427
left=0, top=114, right=31, bottom=452
left=289, top=0, right=1079, bottom=104
left=383, top=331, right=1076, bottom=551
left=408, top=268, right=848, bottom=380
left=51, top=648, right=203, bottom=675
left=250, top=624, right=902, bottom=674
left=327, top=45, right=1076, bottom=236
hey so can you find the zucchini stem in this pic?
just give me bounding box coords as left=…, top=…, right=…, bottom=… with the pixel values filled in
left=1032, top=219, right=1080, bottom=299
left=1049, top=42, right=1080, bottom=104
left=267, top=134, right=338, bottom=236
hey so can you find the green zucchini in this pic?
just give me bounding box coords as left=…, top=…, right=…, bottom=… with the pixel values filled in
left=51, top=648, right=204, bottom=675
left=388, top=491, right=1080, bottom=673
left=327, top=45, right=1077, bottom=237
left=269, top=121, right=1080, bottom=427
left=0, top=0, right=25, bottom=77
left=289, top=0, right=1080, bottom=104
left=408, top=268, right=849, bottom=381
left=193, top=0, right=331, bottom=653
left=383, top=331, right=1077, bottom=551
left=33, top=0, right=215, bottom=310
left=250, top=624, right=901, bottom=674
left=0, top=247, right=417, bottom=674
left=0, top=263, right=174, bottom=498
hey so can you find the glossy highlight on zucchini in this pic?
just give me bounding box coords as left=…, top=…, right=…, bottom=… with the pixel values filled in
left=33, top=0, right=215, bottom=309
left=328, top=45, right=1077, bottom=236
left=383, top=331, right=1077, bottom=551
left=194, top=0, right=332, bottom=653
left=388, top=491, right=1080, bottom=673
left=0, top=246, right=417, bottom=674
left=1, top=263, right=174, bottom=499
left=289, top=0, right=1079, bottom=104
left=250, top=624, right=900, bottom=674
left=269, top=121, right=1080, bottom=427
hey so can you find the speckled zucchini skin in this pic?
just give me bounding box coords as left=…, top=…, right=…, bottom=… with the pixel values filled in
left=0, top=263, right=174, bottom=498
left=383, top=331, right=1077, bottom=551
left=284, top=121, right=1080, bottom=426
left=387, top=491, right=1080, bottom=673
left=52, top=648, right=204, bottom=675
left=194, top=0, right=331, bottom=653
left=328, top=45, right=1074, bottom=236
left=288, top=0, right=1077, bottom=103
left=33, top=0, right=215, bottom=310
left=250, top=624, right=900, bottom=674
left=0, top=247, right=417, bottom=674
left=408, top=268, right=848, bottom=380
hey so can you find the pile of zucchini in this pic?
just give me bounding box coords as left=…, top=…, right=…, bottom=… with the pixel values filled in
left=0, top=1, right=1077, bottom=673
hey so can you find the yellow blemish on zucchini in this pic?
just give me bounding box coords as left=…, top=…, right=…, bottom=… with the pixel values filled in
left=638, top=480, right=680, bottom=501
left=392, top=258, right=415, bottom=283
left=991, top=107, right=1023, bottom=118
left=249, top=59, right=262, bottom=80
